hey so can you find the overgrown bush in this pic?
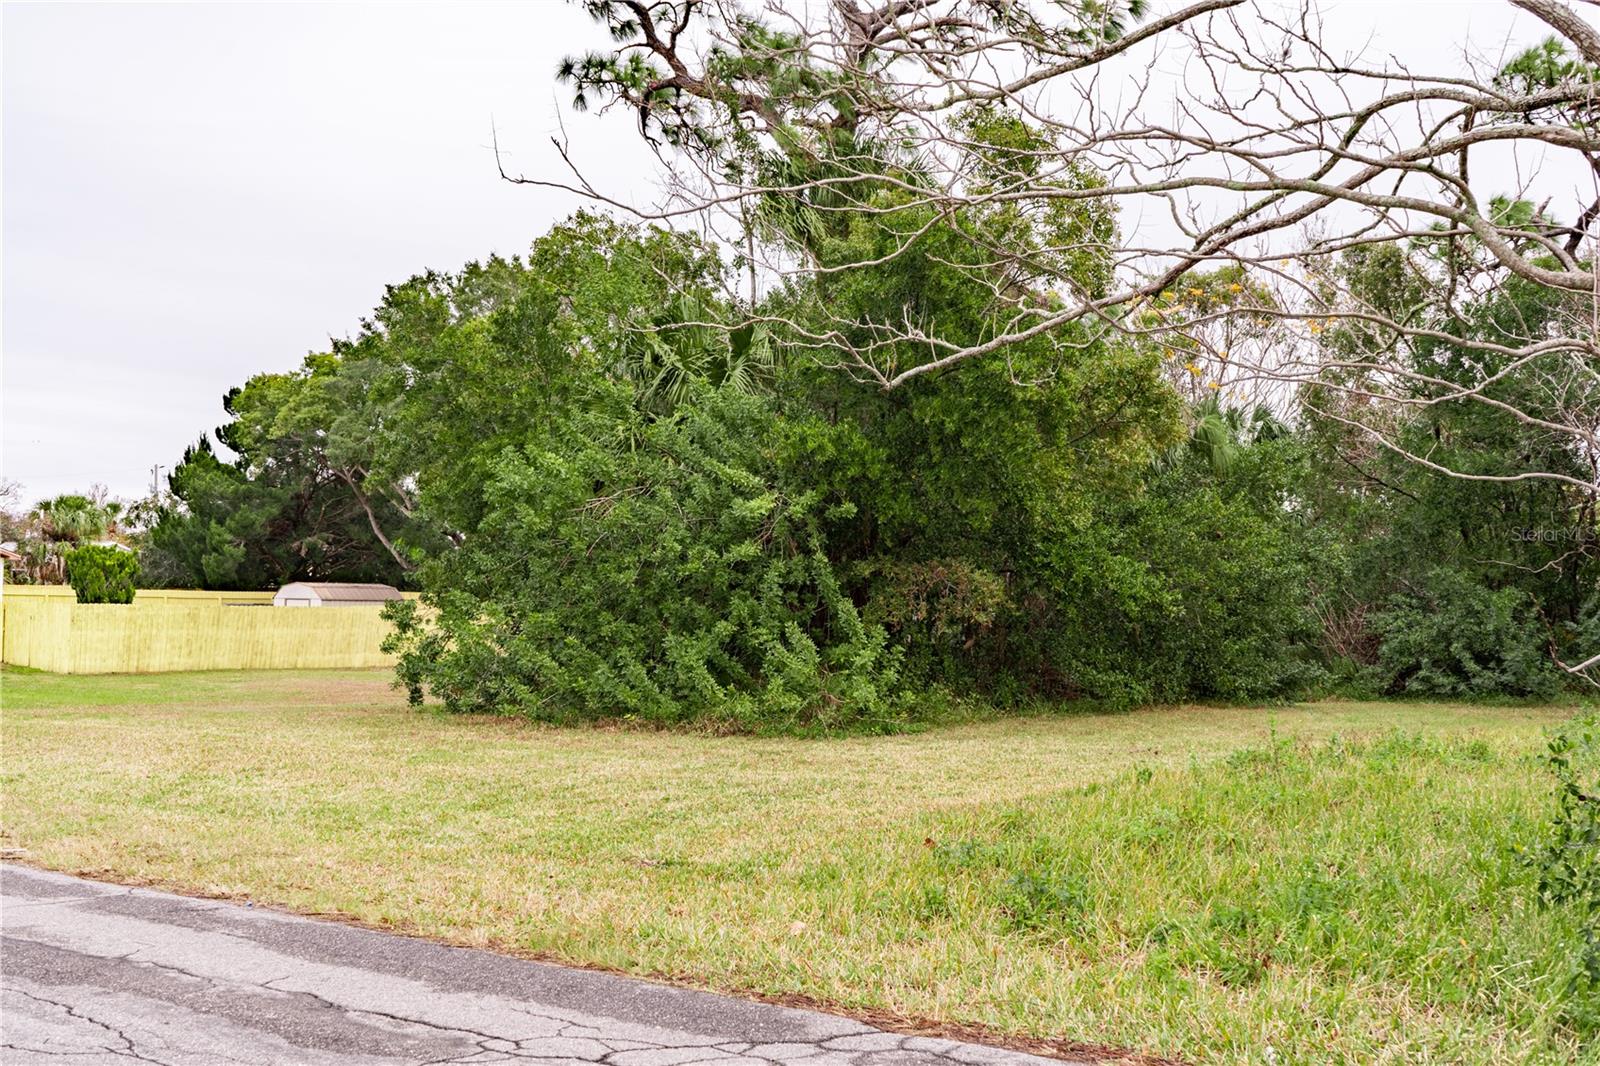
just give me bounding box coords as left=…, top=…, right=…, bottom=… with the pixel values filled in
left=384, top=385, right=906, bottom=732
left=63, top=545, right=139, bottom=604
left=1025, top=450, right=1324, bottom=706
left=773, top=315, right=1179, bottom=693
left=1371, top=568, right=1561, bottom=699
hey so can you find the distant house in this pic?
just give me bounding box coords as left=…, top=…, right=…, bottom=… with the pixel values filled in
left=0, top=544, right=21, bottom=583
left=272, top=582, right=403, bottom=608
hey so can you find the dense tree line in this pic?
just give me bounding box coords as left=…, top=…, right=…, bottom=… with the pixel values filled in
left=129, top=3, right=1600, bottom=728
left=129, top=197, right=1592, bottom=727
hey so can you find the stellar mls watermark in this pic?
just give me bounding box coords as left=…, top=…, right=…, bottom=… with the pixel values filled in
left=1511, top=527, right=1593, bottom=544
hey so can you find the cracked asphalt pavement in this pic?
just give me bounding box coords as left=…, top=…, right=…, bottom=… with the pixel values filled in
left=0, top=865, right=1082, bottom=1066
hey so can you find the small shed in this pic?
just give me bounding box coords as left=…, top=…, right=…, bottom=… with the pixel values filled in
left=272, top=582, right=403, bottom=608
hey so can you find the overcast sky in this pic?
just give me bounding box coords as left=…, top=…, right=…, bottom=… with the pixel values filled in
left=1, top=0, right=1586, bottom=505
left=3, top=0, right=652, bottom=504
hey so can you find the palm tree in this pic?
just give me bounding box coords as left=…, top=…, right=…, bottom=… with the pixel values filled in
left=1158, top=397, right=1290, bottom=477
left=27, top=494, right=115, bottom=583
left=617, top=296, right=776, bottom=414
left=33, top=494, right=111, bottom=541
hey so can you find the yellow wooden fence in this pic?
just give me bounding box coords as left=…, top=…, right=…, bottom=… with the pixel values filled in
left=1, top=586, right=400, bottom=673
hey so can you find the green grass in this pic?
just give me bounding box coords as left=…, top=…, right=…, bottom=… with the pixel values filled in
left=0, top=669, right=1590, bottom=1063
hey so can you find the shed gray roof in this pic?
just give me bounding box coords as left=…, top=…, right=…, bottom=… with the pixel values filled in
left=277, top=582, right=402, bottom=602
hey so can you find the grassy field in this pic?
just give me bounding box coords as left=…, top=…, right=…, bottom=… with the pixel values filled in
left=1, top=668, right=1589, bottom=1064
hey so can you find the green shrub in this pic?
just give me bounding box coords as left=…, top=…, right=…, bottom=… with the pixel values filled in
left=384, top=385, right=906, bottom=732
left=1027, top=456, right=1325, bottom=706
left=63, top=545, right=139, bottom=604
left=1372, top=568, right=1562, bottom=698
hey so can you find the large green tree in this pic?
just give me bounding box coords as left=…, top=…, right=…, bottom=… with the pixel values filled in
left=147, top=366, right=423, bottom=590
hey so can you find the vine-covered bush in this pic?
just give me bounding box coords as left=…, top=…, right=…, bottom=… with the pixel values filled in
left=384, top=386, right=906, bottom=732
left=63, top=545, right=140, bottom=604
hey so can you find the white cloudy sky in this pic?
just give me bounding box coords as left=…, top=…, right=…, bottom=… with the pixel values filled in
left=3, top=0, right=652, bottom=504
left=0, top=0, right=1584, bottom=504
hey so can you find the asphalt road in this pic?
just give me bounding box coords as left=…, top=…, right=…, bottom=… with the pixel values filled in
left=0, top=865, right=1079, bottom=1066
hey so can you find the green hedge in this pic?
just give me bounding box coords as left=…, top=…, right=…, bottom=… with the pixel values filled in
left=64, top=545, right=140, bottom=604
